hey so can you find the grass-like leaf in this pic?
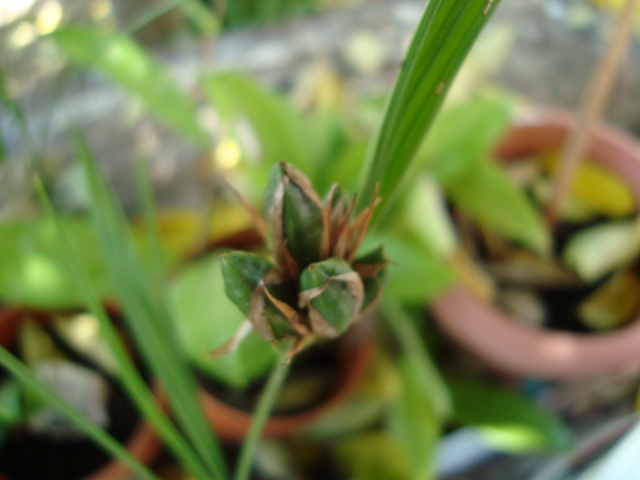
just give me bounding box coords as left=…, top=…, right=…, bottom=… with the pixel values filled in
left=35, top=179, right=215, bottom=480
left=0, top=346, right=161, bottom=480
left=75, top=136, right=228, bottom=480
left=134, top=156, right=167, bottom=287
left=359, top=0, right=501, bottom=213
left=50, top=27, right=206, bottom=143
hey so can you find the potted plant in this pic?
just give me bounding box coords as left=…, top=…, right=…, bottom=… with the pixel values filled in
left=1, top=0, right=553, bottom=478
left=412, top=0, right=640, bottom=380
left=430, top=108, right=640, bottom=378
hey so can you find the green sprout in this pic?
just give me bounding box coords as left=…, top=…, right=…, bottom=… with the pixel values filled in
left=219, top=162, right=388, bottom=361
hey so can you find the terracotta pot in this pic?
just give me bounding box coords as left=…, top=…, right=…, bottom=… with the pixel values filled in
left=0, top=308, right=161, bottom=480
left=431, top=109, right=640, bottom=379
left=200, top=323, right=374, bottom=442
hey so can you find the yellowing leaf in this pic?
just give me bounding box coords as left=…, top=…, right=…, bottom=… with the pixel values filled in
left=448, top=250, right=496, bottom=301
left=578, top=270, right=640, bottom=330
left=542, top=152, right=635, bottom=218
left=131, top=205, right=253, bottom=260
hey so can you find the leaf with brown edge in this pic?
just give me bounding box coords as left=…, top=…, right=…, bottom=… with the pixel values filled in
left=299, top=258, right=365, bottom=337
left=264, top=163, right=327, bottom=271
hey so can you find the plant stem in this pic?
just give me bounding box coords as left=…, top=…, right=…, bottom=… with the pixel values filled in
left=234, top=352, right=292, bottom=480
left=545, top=0, right=638, bottom=224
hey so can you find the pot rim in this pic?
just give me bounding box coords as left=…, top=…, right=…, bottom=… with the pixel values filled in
left=0, top=307, right=161, bottom=480
left=431, top=108, right=640, bottom=379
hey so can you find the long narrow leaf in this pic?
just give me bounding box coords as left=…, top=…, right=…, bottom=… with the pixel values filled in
left=50, top=28, right=206, bottom=143
left=35, top=179, right=214, bottom=480
left=388, top=357, right=441, bottom=480
left=359, top=0, right=501, bottom=213
left=75, top=136, right=229, bottom=480
left=134, top=156, right=167, bottom=286
left=382, top=301, right=451, bottom=420
left=0, top=347, right=161, bottom=480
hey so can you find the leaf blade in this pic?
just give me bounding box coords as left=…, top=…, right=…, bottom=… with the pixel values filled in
left=50, top=27, right=206, bottom=142
left=75, top=135, right=228, bottom=480
left=359, top=0, right=502, bottom=213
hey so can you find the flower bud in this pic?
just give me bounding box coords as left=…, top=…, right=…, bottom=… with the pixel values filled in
left=264, top=162, right=328, bottom=273
left=299, top=258, right=364, bottom=337
left=220, top=252, right=305, bottom=343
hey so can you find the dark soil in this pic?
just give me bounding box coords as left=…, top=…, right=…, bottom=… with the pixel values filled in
left=0, top=314, right=145, bottom=480
left=0, top=381, right=139, bottom=480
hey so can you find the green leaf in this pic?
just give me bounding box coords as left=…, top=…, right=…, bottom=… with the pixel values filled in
left=382, top=302, right=451, bottom=420
left=219, top=252, right=280, bottom=322
left=49, top=27, right=206, bottom=142
left=448, top=378, right=572, bottom=453
left=418, top=96, right=512, bottom=184
left=35, top=179, right=215, bottom=480
left=76, top=136, right=228, bottom=480
left=388, top=358, right=441, bottom=480
left=362, top=235, right=456, bottom=302
left=0, top=380, right=22, bottom=425
left=404, top=175, right=458, bottom=257
left=180, top=0, right=220, bottom=36
left=359, top=0, right=502, bottom=214
left=445, top=161, right=550, bottom=254
left=203, top=72, right=316, bottom=192
left=0, top=217, right=112, bottom=309
left=171, top=253, right=276, bottom=389
left=300, top=258, right=363, bottom=336
left=134, top=156, right=166, bottom=288
left=264, top=163, right=325, bottom=269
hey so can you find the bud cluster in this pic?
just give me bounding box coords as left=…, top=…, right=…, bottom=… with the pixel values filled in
left=220, top=162, right=387, bottom=358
